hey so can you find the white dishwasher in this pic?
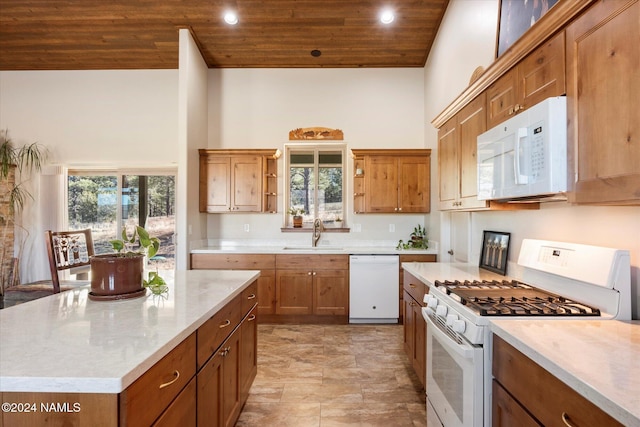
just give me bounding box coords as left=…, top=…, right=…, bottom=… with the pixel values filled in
left=349, top=255, right=399, bottom=323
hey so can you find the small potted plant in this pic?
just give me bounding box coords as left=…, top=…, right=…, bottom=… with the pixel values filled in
left=89, top=225, right=165, bottom=300
left=288, top=207, right=305, bottom=228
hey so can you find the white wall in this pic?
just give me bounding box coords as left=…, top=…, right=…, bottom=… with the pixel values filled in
left=205, top=68, right=432, bottom=247
left=177, top=29, right=209, bottom=269
left=424, top=0, right=640, bottom=319
left=0, top=70, right=178, bottom=167
left=0, top=69, right=179, bottom=282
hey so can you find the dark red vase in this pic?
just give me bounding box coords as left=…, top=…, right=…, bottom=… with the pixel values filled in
left=89, top=254, right=145, bottom=300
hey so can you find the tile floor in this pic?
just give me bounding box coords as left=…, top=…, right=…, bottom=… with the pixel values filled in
left=237, top=324, right=427, bottom=427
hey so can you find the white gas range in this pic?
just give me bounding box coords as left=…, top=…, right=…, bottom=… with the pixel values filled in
left=406, top=239, right=632, bottom=427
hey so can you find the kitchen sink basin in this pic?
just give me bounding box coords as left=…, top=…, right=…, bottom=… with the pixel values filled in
left=282, top=246, right=344, bottom=251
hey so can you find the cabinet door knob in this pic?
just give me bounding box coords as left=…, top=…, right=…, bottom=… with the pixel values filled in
left=308, top=271, right=312, bottom=275
left=159, top=370, right=180, bottom=389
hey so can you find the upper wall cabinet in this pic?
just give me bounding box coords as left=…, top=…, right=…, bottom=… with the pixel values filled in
left=566, top=0, right=640, bottom=205
left=439, top=94, right=491, bottom=211
left=351, top=149, right=431, bottom=214
left=199, top=149, right=278, bottom=213
left=486, top=31, right=566, bottom=129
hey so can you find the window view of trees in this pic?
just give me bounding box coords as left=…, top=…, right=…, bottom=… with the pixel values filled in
left=288, top=147, right=344, bottom=226
left=68, top=173, right=175, bottom=270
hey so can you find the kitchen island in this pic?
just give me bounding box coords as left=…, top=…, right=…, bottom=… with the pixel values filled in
left=0, top=269, right=259, bottom=426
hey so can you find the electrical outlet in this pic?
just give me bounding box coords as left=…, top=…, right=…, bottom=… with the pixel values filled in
left=188, top=225, right=192, bottom=235
left=354, top=223, right=362, bottom=232
left=244, top=224, right=250, bottom=232
left=389, top=224, right=395, bottom=232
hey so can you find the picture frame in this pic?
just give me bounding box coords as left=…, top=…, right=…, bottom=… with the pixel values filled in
left=496, top=0, right=559, bottom=58
left=480, top=231, right=511, bottom=275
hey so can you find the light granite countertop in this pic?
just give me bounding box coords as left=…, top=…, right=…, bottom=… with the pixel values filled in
left=491, top=320, right=640, bottom=427
left=403, top=261, right=640, bottom=426
left=0, top=269, right=259, bottom=394
left=191, top=245, right=437, bottom=255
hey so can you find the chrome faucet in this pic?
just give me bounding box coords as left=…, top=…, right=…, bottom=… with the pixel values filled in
left=312, top=218, right=324, bottom=247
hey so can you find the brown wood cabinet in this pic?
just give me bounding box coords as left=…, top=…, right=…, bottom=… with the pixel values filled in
left=486, top=31, right=565, bottom=130
left=199, top=149, right=278, bottom=213
left=120, top=333, right=196, bottom=427
left=351, top=149, right=431, bottom=214
left=398, top=254, right=436, bottom=322
left=438, top=94, right=490, bottom=211
left=274, top=254, right=349, bottom=322
left=196, top=284, right=258, bottom=427
left=153, top=377, right=197, bottom=427
left=566, top=0, right=640, bottom=205
left=402, top=270, right=428, bottom=389
left=190, top=253, right=276, bottom=317
left=493, top=335, right=623, bottom=427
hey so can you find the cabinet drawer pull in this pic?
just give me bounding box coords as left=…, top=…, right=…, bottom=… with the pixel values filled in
left=248, top=314, right=256, bottom=321
left=219, top=319, right=231, bottom=328
left=159, top=370, right=180, bottom=389
left=247, top=293, right=256, bottom=300
left=561, top=412, right=578, bottom=427
left=409, top=284, right=416, bottom=288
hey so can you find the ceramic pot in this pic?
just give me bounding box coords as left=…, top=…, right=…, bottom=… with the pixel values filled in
left=90, top=254, right=144, bottom=297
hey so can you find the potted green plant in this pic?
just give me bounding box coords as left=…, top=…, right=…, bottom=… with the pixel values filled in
left=396, top=224, right=429, bottom=250
left=0, top=129, right=47, bottom=293
left=89, top=225, right=166, bottom=300
left=288, top=207, right=305, bottom=228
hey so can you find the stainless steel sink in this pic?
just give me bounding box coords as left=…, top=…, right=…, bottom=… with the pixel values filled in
left=282, top=246, right=344, bottom=251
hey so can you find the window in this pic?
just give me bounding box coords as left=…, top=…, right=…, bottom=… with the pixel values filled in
left=285, top=144, right=345, bottom=228
left=67, top=170, right=176, bottom=272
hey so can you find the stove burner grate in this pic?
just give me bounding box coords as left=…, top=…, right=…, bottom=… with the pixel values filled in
left=433, top=279, right=601, bottom=317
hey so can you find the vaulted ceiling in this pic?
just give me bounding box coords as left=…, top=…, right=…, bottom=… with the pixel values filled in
left=0, top=0, right=450, bottom=70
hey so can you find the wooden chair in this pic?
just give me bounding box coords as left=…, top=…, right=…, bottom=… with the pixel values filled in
left=46, top=229, right=94, bottom=293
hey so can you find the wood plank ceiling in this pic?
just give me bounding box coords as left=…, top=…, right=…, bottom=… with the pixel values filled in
left=0, top=0, right=450, bottom=70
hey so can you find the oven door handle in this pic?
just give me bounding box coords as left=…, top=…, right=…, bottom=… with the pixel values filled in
left=424, top=310, right=477, bottom=359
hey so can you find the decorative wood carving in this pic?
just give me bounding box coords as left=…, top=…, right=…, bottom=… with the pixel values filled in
left=289, top=127, right=344, bottom=140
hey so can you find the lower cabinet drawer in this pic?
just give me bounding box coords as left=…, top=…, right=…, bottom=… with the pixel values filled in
left=241, top=280, right=258, bottom=315
left=120, top=333, right=196, bottom=427
left=493, top=335, right=623, bottom=427
left=197, top=295, right=242, bottom=368
left=153, top=377, right=196, bottom=427
left=403, top=271, right=426, bottom=305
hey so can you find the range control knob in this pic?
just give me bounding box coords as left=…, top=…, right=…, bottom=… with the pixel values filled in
left=423, top=294, right=432, bottom=305
left=436, top=305, right=448, bottom=317
left=428, top=298, right=438, bottom=309
left=452, top=319, right=466, bottom=334
left=446, top=314, right=458, bottom=327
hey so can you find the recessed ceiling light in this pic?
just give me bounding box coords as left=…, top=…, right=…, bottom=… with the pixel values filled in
left=311, top=49, right=322, bottom=57
left=224, top=11, right=238, bottom=25
left=380, top=9, right=395, bottom=24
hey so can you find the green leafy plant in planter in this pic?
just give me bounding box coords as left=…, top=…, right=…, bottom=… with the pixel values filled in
left=90, top=225, right=167, bottom=300
left=288, top=207, right=305, bottom=228
left=396, top=224, right=429, bottom=250
left=0, top=129, right=48, bottom=293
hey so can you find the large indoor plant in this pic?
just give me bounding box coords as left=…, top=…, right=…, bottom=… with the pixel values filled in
left=0, top=129, right=47, bottom=294
left=90, top=225, right=165, bottom=300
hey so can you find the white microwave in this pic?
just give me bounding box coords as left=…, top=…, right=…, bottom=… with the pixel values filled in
left=477, top=96, right=567, bottom=201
